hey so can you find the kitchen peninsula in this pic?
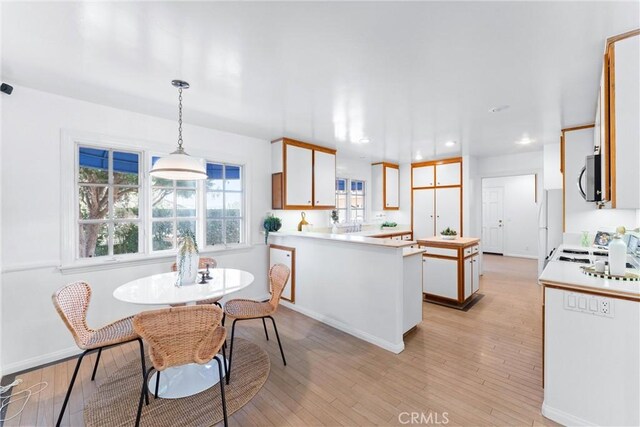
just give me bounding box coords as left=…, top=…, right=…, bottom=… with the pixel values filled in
left=268, top=230, right=424, bottom=353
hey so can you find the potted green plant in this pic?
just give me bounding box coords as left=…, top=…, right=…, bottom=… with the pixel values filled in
left=330, top=210, right=339, bottom=233
left=176, top=228, right=199, bottom=286
left=440, top=227, right=458, bottom=240
left=263, top=214, right=282, bottom=243
left=381, top=221, right=398, bottom=230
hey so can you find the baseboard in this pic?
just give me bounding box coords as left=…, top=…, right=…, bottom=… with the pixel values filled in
left=541, top=402, right=597, bottom=426
left=3, top=346, right=81, bottom=376
left=280, top=300, right=404, bottom=354
left=503, top=253, right=538, bottom=260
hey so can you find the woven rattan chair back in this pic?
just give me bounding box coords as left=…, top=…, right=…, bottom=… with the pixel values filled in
left=52, top=282, right=93, bottom=349
left=268, top=264, right=291, bottom=311
left=171, top=257, right=217, bottom=272
left=133, top=305, right=224, bottom=371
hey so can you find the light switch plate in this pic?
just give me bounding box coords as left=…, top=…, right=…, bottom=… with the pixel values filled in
left=563, top=292, right=615, bottom=318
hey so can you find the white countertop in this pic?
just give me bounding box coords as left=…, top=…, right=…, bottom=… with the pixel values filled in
left=349, top=227, right=413, bottom=237
left=539, top=260, right=640, bottom=300
left=270, top=230, right=415, bottom=248
left=403, top=247, right=426, bottom=257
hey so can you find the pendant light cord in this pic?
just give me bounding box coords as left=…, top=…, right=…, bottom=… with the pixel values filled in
left=177, top=87, right=183, bottom=149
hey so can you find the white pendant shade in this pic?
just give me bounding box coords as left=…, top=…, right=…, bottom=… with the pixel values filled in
left=150, top=148, right=207, bottom=180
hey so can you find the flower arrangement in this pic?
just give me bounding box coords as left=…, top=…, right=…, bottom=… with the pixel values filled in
left=176, top=228, right=199, bottom=286
left=330, top=209, right=339, bottom=224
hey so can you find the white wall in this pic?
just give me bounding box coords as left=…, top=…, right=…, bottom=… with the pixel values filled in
left=1, top=85, right=272, bottom=373
left=544, top=143, right=562, bottom=190
left=482, top=175, right=538, bottom=258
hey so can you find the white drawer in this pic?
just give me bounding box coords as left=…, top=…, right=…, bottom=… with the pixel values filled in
left=422, top=246, right=458, bottom=258
left=464, top=245, right=479, bottom=256
left=402, top=233, right=412, bottom=240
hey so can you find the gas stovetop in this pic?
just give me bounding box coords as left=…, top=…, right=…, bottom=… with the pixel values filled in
left=558, top=256, right=591, bottom=264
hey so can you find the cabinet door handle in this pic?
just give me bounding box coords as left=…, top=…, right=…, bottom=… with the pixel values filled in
left=308, top=200, right=311, bottom=203
left=316, top=201, right=319, bottom=203
left=286, top=254, right=290, bottom=257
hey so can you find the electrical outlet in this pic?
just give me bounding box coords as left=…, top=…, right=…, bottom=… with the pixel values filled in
left=600, top=300, right=609, bottom=315
left=563, top=292, right=614, bottom=318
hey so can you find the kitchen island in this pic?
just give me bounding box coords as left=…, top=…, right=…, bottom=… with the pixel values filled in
left=539, top=258, right=640, bottom=426
left=416, top=237, right=481, bottom=308
left=268, top=230, right=424, bottom=353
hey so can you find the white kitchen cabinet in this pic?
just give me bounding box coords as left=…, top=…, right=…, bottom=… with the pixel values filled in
left=422, top=256, right=458, bottom=299
left=269, top=245, right=295, bottom=302
left=313, top=150, right=337, bottom=207
left=464, top=253, right=479, bottom=299
left=371, top=162, right=399, bottom=210
left=435, top=187, right=461, bottom=235
left=286, top=144, right=313, bottom=206
left=412, top=188, right=434, bottom=239
left=435, top=162, right=461, bottom=186
left=271, top=138, right=336, bottom=210
left=412, top=165, right=434, bottom=187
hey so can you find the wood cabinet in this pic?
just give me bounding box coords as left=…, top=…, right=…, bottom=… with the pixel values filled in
left=269, top=244, right=295, bottom=302
left=411, top=157, right=463, bottom=239
left=372, top=162, right=399, bottom=210
left=419, top=238, right=480, bottom=307
left=271, top=138, right=336, bottom=210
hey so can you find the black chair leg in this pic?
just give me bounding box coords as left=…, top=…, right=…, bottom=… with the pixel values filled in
left=137, top=338, right=149, bottom=405
left=135, top=367, right=154, bottom=427
left=220, top=343, right=228, bottom=379
left=90, top=348, right=102, bottom=381
left=262, top=317, right=270, bottom=341
left=56, top=350, right=87, bottom=427
left=154, top=371, right=161, bottom=398
left=268, top=316, right=287, bottom=366
left=226, top=319, right=238, bottom=384
left=214, top=357, right=229, bottom=427
left=214, top=301, right=223, bottom=309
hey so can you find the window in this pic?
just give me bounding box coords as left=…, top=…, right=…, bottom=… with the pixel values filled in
left=68, top=138, right=247, bottom=264
left=150, top=157, right=197, bottom=252
left=77, top=146, right=141, bottom=258
left=335, top=178, right=366, bottom=223
left=205, top=163, right=243, bottom=245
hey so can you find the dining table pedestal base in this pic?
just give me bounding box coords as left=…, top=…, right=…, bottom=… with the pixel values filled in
left=148, top=355, right=228, bottom=399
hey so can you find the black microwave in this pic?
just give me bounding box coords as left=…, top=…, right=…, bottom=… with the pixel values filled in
left=577, top=154, right=602, bottom=202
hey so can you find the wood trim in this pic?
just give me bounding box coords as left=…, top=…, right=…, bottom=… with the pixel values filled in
left=603, top=50, right=611, bottom=203
left=272, top=173, right=283, bottom=209
left=606, top=28, right=640, bottom=45
left=272, top=137, right=337, bottom=154
left=541, top=282, right=640, bottom=302
left=375, top=162, right=399, bottom=210
left=542, top=287, right=545, bottom=388
left=269, top=244, right=296, bottom=303
left=411, top=156, right=463, bottom=168
left=371, top=161, right=399, bottom=169
left=422, top=293, right=459, bottom=305
left=421, top=253, right=458, bottom=261
left=608, top=43, right=617, bottom=208
left=560, top=124, right=595, bottom=232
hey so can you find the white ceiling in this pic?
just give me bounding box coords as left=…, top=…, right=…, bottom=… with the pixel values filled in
left=2, top=1, right=639, bottom=162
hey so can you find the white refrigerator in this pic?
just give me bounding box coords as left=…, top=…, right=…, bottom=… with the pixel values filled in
left=537, top=189, right=563, bottom=275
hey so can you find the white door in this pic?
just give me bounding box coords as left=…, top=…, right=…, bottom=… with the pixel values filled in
left=313, top=150, right=336, bottom=206
left=285, top=144, right=313, bottom=206
left=269, top=246, right=294, bottom=302
left=412, top=189, right=434, bottom=239
left=482, top=187, right=504, bottom=254
left=385, top=166, right=399, bottom=208
left=435, top=187, right=461, bottom=235
left=435, top=162, right=461, bottom=186
left=412, top=165, right=434, bottom=187
left=422, top=256, right=458, bottom=299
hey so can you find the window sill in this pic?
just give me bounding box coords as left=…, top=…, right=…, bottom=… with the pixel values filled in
left=58, top=243, right=257, bottom=275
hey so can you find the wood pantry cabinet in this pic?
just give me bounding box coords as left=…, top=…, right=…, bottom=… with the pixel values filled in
left=271, top=138, right=336, bottom=210
left=417, top=238, right=480, bottom=307
left=411, top=157, right=463, bottom=239
left=371, top=162, right=399, bottom=210
left=269, top=244, right=295, bottom=302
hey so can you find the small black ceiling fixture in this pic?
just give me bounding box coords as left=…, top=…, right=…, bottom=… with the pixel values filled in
left=1, top=83, right=13, bottom=95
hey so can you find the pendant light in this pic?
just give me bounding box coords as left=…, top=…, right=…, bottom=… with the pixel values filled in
left=150, top=80, right=207, bottom=180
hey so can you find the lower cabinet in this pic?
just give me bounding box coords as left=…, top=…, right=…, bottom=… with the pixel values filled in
left=269, top=244, right=295, bottom=302
left=422, top=243, right=479, bottom=305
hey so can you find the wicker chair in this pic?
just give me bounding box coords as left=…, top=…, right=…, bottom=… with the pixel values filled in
left=133, top=305, right=228, bottom=427
left=223, top=263, right=290, bottom=384
left=52, top=282, right=147, bottom=427
left=171, top=257, right=222, bottom=307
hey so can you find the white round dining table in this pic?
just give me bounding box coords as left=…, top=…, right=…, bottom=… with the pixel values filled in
left=113, top=268, right=255, bottom=399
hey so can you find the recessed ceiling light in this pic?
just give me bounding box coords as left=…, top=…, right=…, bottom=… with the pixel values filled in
left=357, top=138, right=370, bottom=144
left=445, top=141, right=457, bottom=147
left=415, top=153, right=423, bottom=161
left=489, top=105, right=510, bottom=113
left=517, top=137, right=535, bottom=145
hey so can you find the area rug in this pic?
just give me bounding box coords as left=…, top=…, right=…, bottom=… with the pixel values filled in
left=84, top=338, right=269, bottom=426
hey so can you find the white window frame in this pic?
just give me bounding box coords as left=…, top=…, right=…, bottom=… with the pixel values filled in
left=335, top=177, right=366, bottom=223
left=203, top=161, right=246, bottom=248
left=60, top=130, right=252, bottom=271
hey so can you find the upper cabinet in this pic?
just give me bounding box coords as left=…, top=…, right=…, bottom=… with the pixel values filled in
left=412, top=165, right=434, bottom=187
left=435, top=162, right=461, bottom=187
left=271, top=138, right=336, bottom=210
left=372, top=162, right=399, bottom=210
left=591, top=30, right=639, bottom=209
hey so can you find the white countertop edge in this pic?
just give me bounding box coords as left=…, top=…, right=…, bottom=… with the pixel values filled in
left=403, top=248, right=427, bottom=257
left=269, top=231, right=415, bottom=248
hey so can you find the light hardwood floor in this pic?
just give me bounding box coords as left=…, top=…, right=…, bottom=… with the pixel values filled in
left=2, top=255, right=558, bottom=426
